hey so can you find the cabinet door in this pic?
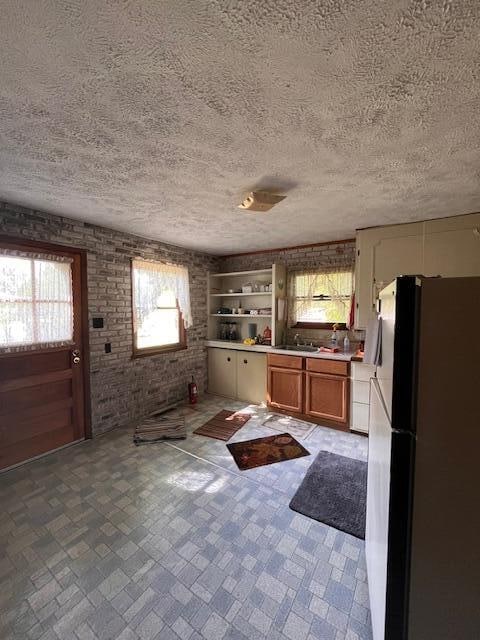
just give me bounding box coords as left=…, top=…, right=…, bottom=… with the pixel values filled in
left=208, top=348, right=237, bottom=398
left=267, top=366, right=303, bottom=413
left=424, top=214, right=480, bottom=277
left=305, top=372, right=348, bottom=425
left=355, top=225, right=423, bottom=329
left=373, top=234, right=423, bottom=301
left=237, top=352, right=267, bottom=404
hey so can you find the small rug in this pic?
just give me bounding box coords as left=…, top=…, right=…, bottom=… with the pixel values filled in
left=134, top=408, right=186, bottom=445
left=289, top=450, right=367, bottom=539
left=227, top=433, right=310, bottom=471
left=263, top=413, right=316, bottom=440
left=193, top=410, right=251, bottom=441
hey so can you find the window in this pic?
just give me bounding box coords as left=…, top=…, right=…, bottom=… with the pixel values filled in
left=131, top=259, right=192, bottom=356
left=289, top=269, right=353, bottom=329
left=0, top=253, right=73, bottom=348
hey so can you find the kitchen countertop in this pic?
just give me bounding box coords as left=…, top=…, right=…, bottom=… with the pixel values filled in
left=205, top=340, right=358, bottom=362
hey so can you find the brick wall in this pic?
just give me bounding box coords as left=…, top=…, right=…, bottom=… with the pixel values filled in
left=1, top=202, right=219, bottom=435
left=219, top=241, right=359, bottom=345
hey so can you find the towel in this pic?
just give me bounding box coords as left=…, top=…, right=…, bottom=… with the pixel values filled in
left=363, top=316, right=382, bottom=365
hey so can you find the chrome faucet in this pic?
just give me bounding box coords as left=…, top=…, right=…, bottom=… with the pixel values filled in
left=294, top=333, right=301, bottom=345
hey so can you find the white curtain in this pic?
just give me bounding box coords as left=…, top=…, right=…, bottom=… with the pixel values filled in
left=0, top=252, right=74, bottom=349
left=132, top=259, right=192, bottom=328
left=288, top=268, right=354, bottom=325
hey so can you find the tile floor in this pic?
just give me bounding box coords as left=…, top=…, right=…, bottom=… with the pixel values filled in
left=0, top=395, right=372, bottom=640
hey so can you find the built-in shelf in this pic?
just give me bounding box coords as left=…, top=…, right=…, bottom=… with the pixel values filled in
left=207, top=263, right=286, bottom=345
left=210, top=314, right=272, bottom=318
left=210, top=292, right=272, bottom=297
left=210, top=268, right=273, bottom=278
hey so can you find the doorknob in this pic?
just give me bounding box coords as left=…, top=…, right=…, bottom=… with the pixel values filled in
left=72, top=349, right=81, bottom=364
left=73, top=357, right=81, bottom=364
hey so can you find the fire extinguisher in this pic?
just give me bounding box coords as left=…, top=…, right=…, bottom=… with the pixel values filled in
left=188, top=376, right=198, bottom=404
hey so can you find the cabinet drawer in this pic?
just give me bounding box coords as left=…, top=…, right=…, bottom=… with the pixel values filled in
left=353, top=380, right=370, bottom=404
left=351, top=401, right=369, bottom=433
left=306, top=358, right=348, bottom=376
left=351, top=362, right=376, bottom=381
left=268, top=354, right=303, bottom=370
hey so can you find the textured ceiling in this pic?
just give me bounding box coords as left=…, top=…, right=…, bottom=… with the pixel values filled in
left=1, top=1, right=480, bottom=254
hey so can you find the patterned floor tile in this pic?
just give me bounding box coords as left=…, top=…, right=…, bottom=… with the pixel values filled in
left=0, top=395, right=371, bottom=639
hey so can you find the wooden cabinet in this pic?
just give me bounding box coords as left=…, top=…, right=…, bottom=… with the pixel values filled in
left=267, top=353, right=350, bottom=430
left=267, top=366, right=303, bottom=413
left=236, top=352, right=267, bottom=404
left=208, top=348, right=267, bottom=404
left=208, top=348, right=237, bottom=398
left=305, top=372, right=348, bottom=424
left=355, top=213, right=480, bottom=329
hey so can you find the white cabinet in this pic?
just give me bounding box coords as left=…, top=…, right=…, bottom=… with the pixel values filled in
left=236, top=352, right=267, bottom=404
left=355, top=213, right=480, bottom=329
left=351, top=362, right=376, bottom=434
left=207, top=348, right=237, bottom=398
left=355, top=222, right=424, bottom=329
left=208, top=348, right=267, bottom=404
left=207, top=264, right=286, bottom=346
left=423, top=216, right=480, bottom=277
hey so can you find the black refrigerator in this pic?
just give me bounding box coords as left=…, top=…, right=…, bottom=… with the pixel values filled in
left=365, top=276, right=480, bottom=640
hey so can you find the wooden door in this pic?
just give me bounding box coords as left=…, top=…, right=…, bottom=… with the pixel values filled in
left=236, top=352, right=266, bottom=404
left=207, top=348, right=237, bottom=398
left=305, top=371, right=348, bottom=426
left=267, top=366, right=303, bottom=413
left=0, top=238, right=89, bottom=471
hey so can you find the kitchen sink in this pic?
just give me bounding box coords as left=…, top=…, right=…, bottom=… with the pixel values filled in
left=276, top=344, right=319, bottom=353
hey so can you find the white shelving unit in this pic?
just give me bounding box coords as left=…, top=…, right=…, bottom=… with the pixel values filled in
left=207, top=264, right=286, bottom=345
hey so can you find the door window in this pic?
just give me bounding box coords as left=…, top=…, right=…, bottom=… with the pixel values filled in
left=0, top=252, right=74, bottom=348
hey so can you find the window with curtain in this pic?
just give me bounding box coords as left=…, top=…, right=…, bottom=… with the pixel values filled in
left=289, top=269, right=354, bottom=328
left=0, top=252, right=74, bottom=348
left=132, top=259, right=192, bottom=355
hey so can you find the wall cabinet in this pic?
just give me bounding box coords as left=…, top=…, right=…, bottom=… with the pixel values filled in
left=208, top=348, right=266, bottom=404
left=267, top=354, right=350, bottom=430
left=423, top=217, right=480, bottom=278
left=207, top=264, right=287, bottom=345
left=355, top=213, right=480, bottom=329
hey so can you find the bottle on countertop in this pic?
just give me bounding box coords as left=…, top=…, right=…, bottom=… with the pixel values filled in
left=330, top=323, right=338, bottom=347
left=343, top=334, right=350, bottom=352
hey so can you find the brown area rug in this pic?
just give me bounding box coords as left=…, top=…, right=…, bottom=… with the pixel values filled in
left=227, top=433, right=310, bottom=471
left=193, top=410, right=251, bottom=441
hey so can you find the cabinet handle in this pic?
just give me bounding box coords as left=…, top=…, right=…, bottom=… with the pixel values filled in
left=227, top=357, right=231, bottom=362
left=243, top=359, right=248, bottom=364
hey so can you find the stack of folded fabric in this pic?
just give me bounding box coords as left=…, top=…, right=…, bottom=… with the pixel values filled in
left=133, top=406, right=186, bottom=445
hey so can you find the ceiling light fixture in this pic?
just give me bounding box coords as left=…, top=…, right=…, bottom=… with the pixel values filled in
left=238, top=191, right=286, bottom=212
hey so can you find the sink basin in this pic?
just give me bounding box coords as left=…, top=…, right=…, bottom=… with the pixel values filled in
left=277, top=344, right=319, bottom=353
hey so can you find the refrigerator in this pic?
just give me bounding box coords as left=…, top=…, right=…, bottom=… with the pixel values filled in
left=365, top=275, right=480, bottom=640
